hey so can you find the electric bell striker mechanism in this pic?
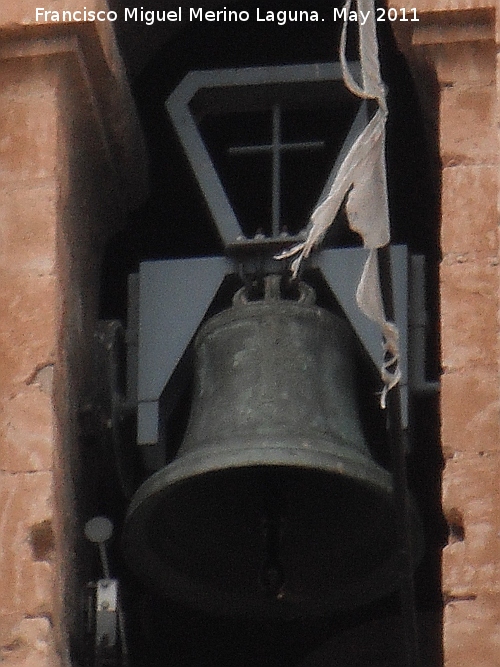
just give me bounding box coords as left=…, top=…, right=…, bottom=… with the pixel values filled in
left=96, top=64, right=432, bottom=620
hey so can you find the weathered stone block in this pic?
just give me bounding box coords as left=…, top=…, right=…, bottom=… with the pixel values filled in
left=0, top=272, right=57, bottom=389
left=429, top=41, right=496, bottom=86
left=440, top=259, right=499, bottom=370
left=440, top=84, right=497, bottom=166
left=442, top=453, right=500, bottom=597
left=391, top=0, right=496, bottom=10
left=444, top=594, right=500, bottom=667
left=0, top=59, right=59, bottom=184
left=0, top=184, right=57, bottom=274
left=0, top=382, right=55, bottom=473
left=441, top=368, right=500, bottom=457
left=0, top=616, right=58, bottom=667
left=441, top=165, right=498, bottom=255
left=0, top=471, right=54, bottom=618
left=0, top=17, right=146, bottom=667
left=0, top=0, right=113, bottom=33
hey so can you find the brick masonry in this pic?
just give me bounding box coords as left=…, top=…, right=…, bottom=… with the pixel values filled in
left=391, top=1, right=500, bottom=665
left=0, top=1, right=498, bottom=666
left=0, top=9, right=147, bottom=666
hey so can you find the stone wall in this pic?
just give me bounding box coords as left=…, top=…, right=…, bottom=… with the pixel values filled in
left=391, top=1, right=500, bottom=665
left=0, top=1, right=499, bottom=666
left=0, top=7, right=147, bottom=665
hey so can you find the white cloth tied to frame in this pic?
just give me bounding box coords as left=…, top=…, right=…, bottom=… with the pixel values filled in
left=277, top=0, right=401, bottom=407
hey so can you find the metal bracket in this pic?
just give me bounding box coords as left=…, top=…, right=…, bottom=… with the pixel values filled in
left=134, top=245, right=414, bottom=445
left=136, top=256, right=231, bottom=445
left=408, top=255, right=440, bottom=395
left=95, top=579, right=118, bottom=653
left=166, top=62, right=366, bottom=249
left=91, top=321, right=135, bottom=498
left=317, top=245, right=409, bottom=427
left=126, top=64, right=437, bottom=446
left=85, top=517, right=129, bottom=667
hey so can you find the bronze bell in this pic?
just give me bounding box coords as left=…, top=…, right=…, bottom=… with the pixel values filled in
left=122, top=277, right=422, bottom=617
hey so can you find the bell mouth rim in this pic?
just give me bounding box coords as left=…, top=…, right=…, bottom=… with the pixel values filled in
left=126, top=441, right=394, bottom=517
left=122, top=444, right=423, bottom=617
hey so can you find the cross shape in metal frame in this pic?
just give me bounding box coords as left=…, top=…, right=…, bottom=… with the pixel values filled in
left=228, top=104, right=324, bottom=238
left=166, top=62, right=366, bottom=249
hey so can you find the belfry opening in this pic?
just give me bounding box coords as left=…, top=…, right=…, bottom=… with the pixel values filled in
left=93, top=2, right=444, bottom=666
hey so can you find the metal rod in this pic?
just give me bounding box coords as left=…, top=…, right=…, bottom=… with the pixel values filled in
left=229, top=141, right=324, bottom=155
left=228, top=106, right=324, bottom=238
left=99, top=543, right=110, bottom=579
left=271, top=105, right=281, bottom=237
left=378, top=246, right=421, bottom=667
left=117, top=603, right=130, bottom=667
